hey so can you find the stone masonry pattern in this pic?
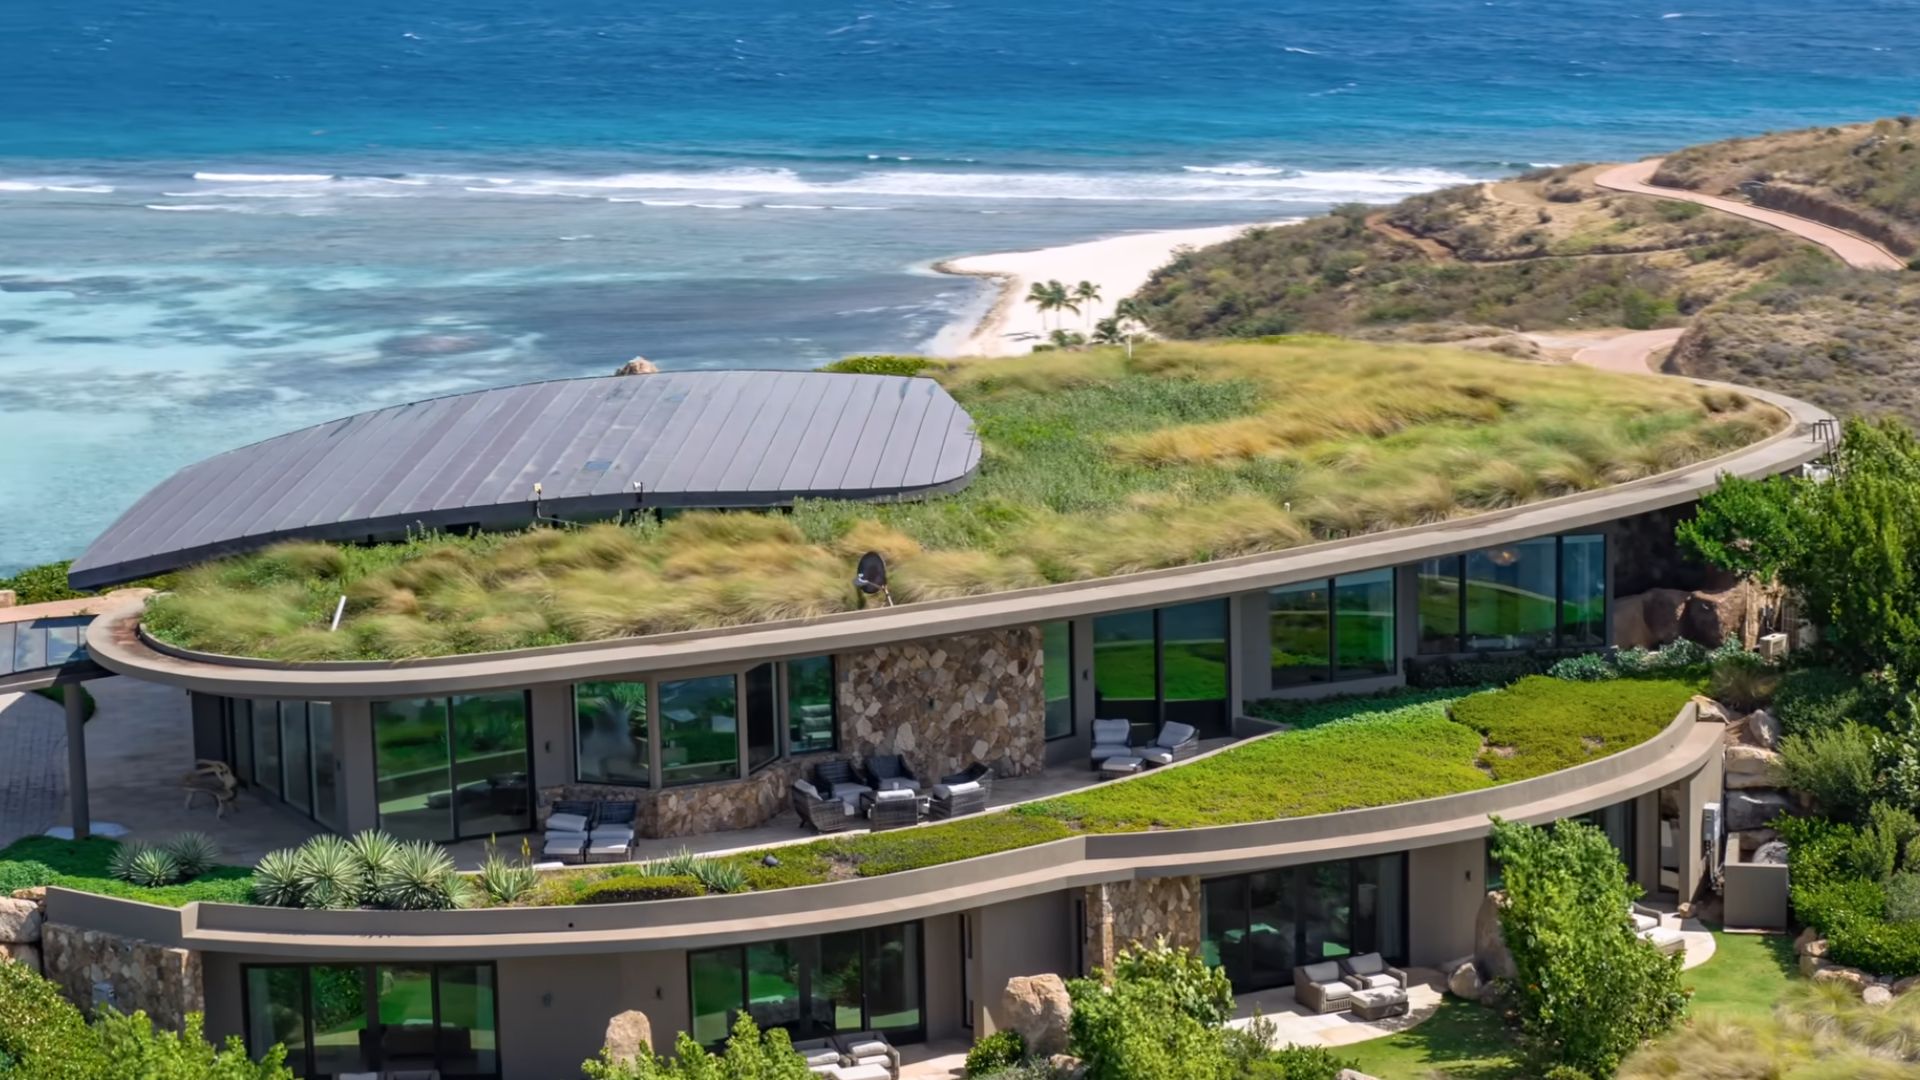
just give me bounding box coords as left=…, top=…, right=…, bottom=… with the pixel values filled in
left=1084, top=877, right=1204, bottom=974
left=837, top=625, right=1047, bottom=782
left=41, top=922, right=205, bottom=1032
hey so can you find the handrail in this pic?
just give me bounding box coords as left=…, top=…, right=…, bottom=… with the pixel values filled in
left=44, top=701, right=1717, bottom=958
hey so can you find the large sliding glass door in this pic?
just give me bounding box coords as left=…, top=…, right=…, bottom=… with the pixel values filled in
left=223, top=699, right=339, bottom=829
left=1093, top=601, right=1230, bottom=739
left=1419, top=534, right=1608, bottom=655
left=1202, top=853, right=1406, bottom=993
left=689, top=922, right=925, bottom=1049
left=374, top=694, right=531, bottom=843
left=244, top=963, right=498, bottom=1079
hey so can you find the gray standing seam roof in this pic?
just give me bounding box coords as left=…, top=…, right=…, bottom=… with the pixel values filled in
left=69, top=371, right=982, bottom=590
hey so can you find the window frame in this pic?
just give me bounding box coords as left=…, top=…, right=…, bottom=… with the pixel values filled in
left=239, top=961, right=503, bottom=1080
left=1042, top=621, right=1076, bottom=742
left=781, top=655, right=840, bottom=756
left=1267, top=570, right=1397, bottom=686
left=370, top=692, right=534, bottom=841
left=571, top=679, right=653, bottom=788
left=685, top=922, right=928, bottom=1050
left=1417, top=533, right=1608, bottom=655
left=1199, top=852, right=1410, bottom=993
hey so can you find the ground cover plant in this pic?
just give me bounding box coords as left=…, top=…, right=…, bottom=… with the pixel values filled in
left=138, top=339, right=1780, bottom=660
left=582, top=1012, right=810, bottom=1080
left=516, top=675, right=1692, bottom=907
left=0, top=836, right=252, bottom=907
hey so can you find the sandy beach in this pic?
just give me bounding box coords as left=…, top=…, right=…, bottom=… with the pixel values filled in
left=929, top=221, right=1290, bottom=356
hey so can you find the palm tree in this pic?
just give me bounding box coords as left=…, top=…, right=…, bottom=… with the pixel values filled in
left=1072, top=280, right=1103, bottom=332
left=1092, top=317, right=1124, bottom=346
left=1025, top=279, right=1073, bottom=332
left=1109, top=298, right=1150, bottom=358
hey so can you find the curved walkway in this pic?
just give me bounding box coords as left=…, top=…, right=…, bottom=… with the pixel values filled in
left=1570, top=327, right=1685, bottom=376
left=1594, top=159, right=1905, bottom=271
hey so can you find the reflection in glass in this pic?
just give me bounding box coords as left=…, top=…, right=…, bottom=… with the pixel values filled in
left=281, top=702, right=311, bottom=814
left=375, top=963, right=437, bottom=1072
left=575, top=682, right=649, bottom=786
left=437, top=963, right=499, bottom=1076
left=309, top=965, right=367, bottom=1077
left=691, top=948, right=743, bottom=1046
left=245, top=967, right=308, bottom=1076
left=745, top=664, right=778, bottom=772
left=1202, top=853, right=1408, bottom=993
left=310, top=703, right=341, bottom=830
left=374, top=699, right=452, bottom=842
left=242, top=964, right=495, bottom=1079
left=1334, top=569, right=1395, bottom=679
left=821, top=929, right=866, bottom=1032
left=1304, top=861, right=1353, bottom=960
left=1162, top=600, right=1229, bottom=736
left=689, top=923, right=925, bottom=1048
left=450, top=693, right=531, bottom=837
left=1092, top=610, right=1157, bottom=735
left=1248, top=869, right=1297, bottom=990
left=866, top=922, right=923, bottom=1035
left=1560, top=534, right=1607, bottom=647
left=251, top=699, right=282, bottom=795
left=1417, top=556, right=1462, bottom=655
left=1269, top=579, right=1332, bottom=686
left=786, top=656, right=837, bottom=753
left=1042, top=623, right=1074, bottom=740
left=660, top=675, right=739, bottom=785
left=743, top=941, right=804, bottom=1034
left=230, top=700, right=254, bottom=788
left=43, top=620, right=85, bottom=666
left=1201, top=876, right=1249, bottom=989
left=1465, top=537, right=1557, bottom=649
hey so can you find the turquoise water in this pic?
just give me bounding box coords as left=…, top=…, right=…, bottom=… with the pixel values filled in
left=3, top=0, right=1918, bottom=571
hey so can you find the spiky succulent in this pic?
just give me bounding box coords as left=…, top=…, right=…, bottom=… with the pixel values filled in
left=691, top=858, right=747, bottom=895
left=294, top=834, right=363, bottom=909
left=349, top=829, right=400, bottom=897
left=163, top=831, right=221, bottom=879
left=107, top=841, right=151, bottom=884
left=375, top=841, right=459, bottom=911
left=251, top=848, right=307, bottom=908
left=642, top=847, right=702, bottom=878
left=125, top=847, right=184, bottom=888
left=475, top=846, right=538, bottom=904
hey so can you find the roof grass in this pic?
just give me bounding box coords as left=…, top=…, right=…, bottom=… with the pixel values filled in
left=140, top=338, right=1781, bottom=660
left=519, top=675, right=1697, bottom=907
left=0, top=836, right=253, bottom=908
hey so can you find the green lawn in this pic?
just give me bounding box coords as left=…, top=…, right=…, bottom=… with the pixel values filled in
left=0, top=836, right=253, bottom=906
left=1343, top=929, right=1801, bottom=1080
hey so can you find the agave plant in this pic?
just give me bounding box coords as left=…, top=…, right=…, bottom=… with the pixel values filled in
left=163, top=831, right=221, bottom=879
left=349, top=829, right=401, bottom=898
left=252, top=848, right=307, bottom=908
left=375, top=841, right=460, bottom=911
left=107, top=841, right=151, bottom=884
left=294, top=834, right=364, bottom=909
left=123, top=846, right=185, bottom=888
left=641, top=847, right=702, bottom=878
left=691, top=858, right=747, bottom=895
left=475, top=842, right=538, bottom=904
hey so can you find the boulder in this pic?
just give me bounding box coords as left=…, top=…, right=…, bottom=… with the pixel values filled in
left=1002, top=974, right=1072, bottom=1057
left=0, top=898, right=42, bottom=944
left=1446, top=960, right=1484, bottom=1001
left=1724, top=746, right=1786, bottom=789
left=1745, top=708, right=1781, bottom=749
left=1800, top=954, right=1828, bottom=978
left=614, top=356, right=658, bottom=376
left=1473, top=891, right=1516, bottom=981
left=1795, top=927, right=1821, bottom=955
left=602, top=1010, right=653, bottom=1064
left=10, top=887, right=46, bottom=903
left=1047, top=1054, right=1086, bottom=1080
left=1813, top=965, right=1874, bottom=991
left=1613, top=589, right=1690, bottom=648
left=1693, top=696, right=1731, bottom=726
left=1864, top=984, right=1895, bottom=1006
left=1893, top=974, right=1920, bottom=997
left=1682, top=582, right=1757, bottom=647
left=1751, top=840, right=1789, bottom=866
left=0, top=943, right=39, bottom=970
left=1726, top=790, right=1798, bottom=833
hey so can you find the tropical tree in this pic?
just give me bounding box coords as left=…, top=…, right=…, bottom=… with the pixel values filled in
left=1025, top=279, right=1075, bottom=333
left=1092, top=317, right=1125, bottom=346
left=1072, top=280, right=1103, bottom=332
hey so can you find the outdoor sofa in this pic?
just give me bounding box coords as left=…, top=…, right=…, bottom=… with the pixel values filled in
left=832, top=1031, right=901, bottom=1078
left=1293, top=960, right=1356, bottom=1013
left=930, top=762, right=993, bottom=819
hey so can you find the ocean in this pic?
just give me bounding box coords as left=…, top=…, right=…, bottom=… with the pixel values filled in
left=3, top=0, right=1918, bottom=573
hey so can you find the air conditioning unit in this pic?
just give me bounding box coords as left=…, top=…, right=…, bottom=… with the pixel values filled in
left=1702, top=801, right=1724, bottom=893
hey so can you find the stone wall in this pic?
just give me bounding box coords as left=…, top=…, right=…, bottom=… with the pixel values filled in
left=1083, top=876, right=1203, bottom=974
left=41, top=922, right=204, bottom=1032
left=838, top=625, right=1047, bottom=781
left=539, top=756, right=830, bottom=839
left=0, top=891, right=44, bottom=972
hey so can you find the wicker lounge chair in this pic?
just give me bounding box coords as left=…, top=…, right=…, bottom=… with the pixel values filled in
left=1089, top=717, right=1135, bottom=768
left=790, top=1037, right=843, bottom=1075
left=814, top=760, right=874, bottom=810
left=1136, top=721, right=1200, bottom=766
left=1293, top=960, right=1355, bottom=1014
left=586, top=800, right=638, bottom=862
left=793, top=777, right=860, bottom=832
left=1338, top=951, right=1408, bottom=991
left=865, top=789, right=920, bottom=830
left=930, top=763, right=993, bottom=820
left=863, top=754, right=921, bottom=794
left=540, top=798, right=596, bottom=862
left=831, top=1031, right=901, bottom=1078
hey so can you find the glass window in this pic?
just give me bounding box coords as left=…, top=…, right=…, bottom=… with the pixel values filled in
left=1355, top=853, right=1404, bottom=963
left=1560, top=534, right=1607, bottom=648
left=1417, top=556, right=1462, bottom=655
left=1201, top=876, right=1248, bottom=987
left=1465, top=538, right=1558, bottom=650
left=310, top=703, right=341, bottom=830
left=1042, top=623, right=1074, bottom=740
left=309, top=965, right=368, bottom=1078
left=659, top=675, right=739, bottom=785
left=43, top=620, right=85, bottom=666
left=12, top=622, right=46, bottom=669
left=820, top=930, right=865, bottom=1032
left=0, top=624, right=21, bottom=674
left=374, top=699, right=452, bottom=843
left=450, top=693, right=531, bottom=838
left=281, top=702, right=311, bottom=814
left=690, top=948, right=743, bottom=1046
left=743, top=940, right=804, bottom=1033
left=245, top=968, right=308, bottom=1077
left=786, top=656, right=837, bottom=754
left=1269, top=579, right=1332, bottom=686
left=1201, top=854, right=1408, bottom=993
left=1092, top=610, right=1157, bottom=735
left=375, top=963, right=436, bottom=1070
left=1162, top=600, right=1229, bottom=736
left=575, top=682, right=650, bottom=786
left=1303, top=861, right=1354, bottom=961
left=437, top=963, right=499, bottom=1077
left=865, top=922, right=923, bottom=1036
left=1247, top=869, right=1297, bottom=991
left=1334, top=569, right=1395, bottom=679
left=250, top=699, right=282, bottom=795
left=230, top=699, right=255, bottom=785
left=745, top=664, right=779, bottom=772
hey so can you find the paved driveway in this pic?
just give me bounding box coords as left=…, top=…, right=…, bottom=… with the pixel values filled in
left=0, top=690, right=66, bottom=847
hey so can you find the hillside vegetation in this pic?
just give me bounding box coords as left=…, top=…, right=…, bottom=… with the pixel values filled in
left=143, top=339, right=1778, bottom=660
left=1131, top=165, right=1815, bottom=340
left=1653, top=117, right=1920, bottom=257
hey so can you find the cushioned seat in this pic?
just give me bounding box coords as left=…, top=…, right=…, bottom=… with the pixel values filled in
left=1137, top=721, right=1200, bottom=766
left=1339, top=951, right=1408, bottom=992
left=1089, top=717, right=1135, bottom=768
left=1294, top=960, right=1353, bottom=1013
left=1099, top=756, right=1143, bottom=779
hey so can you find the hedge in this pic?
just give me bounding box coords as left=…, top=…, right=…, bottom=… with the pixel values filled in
left=572, top=874, right=704, bottom=904
left=1779, top=815, right=1920, bottom=977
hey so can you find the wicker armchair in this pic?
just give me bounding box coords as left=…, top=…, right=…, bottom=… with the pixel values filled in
left=793, top=777, right=859, bottom=833
left=832, top=1031, right=901, bottom=1078
left=863, top=754, right=921, bottom=794
left=1338, top=951, right=1408, bottom=991
left=1137, top=721, right=1200, bottom=767
left=930, top=763, right=993, bottom=820
left=865, top=790, right=920, bottom=831
left=1294, top=960, right=1355, bottom=1014
left=540, top=798, right=597, bottom=862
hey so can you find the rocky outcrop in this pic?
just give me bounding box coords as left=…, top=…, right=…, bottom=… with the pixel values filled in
left=603, top=1010, right=654, bottom=1062
left=1682, top=581, right=1765, bottom=649
left=1724, top=746, right=1786, bottom=790
left=838, top=626, right=1047, bottom=781
left=614, top=356, right=659, bottom=375
left=1726, top=790, right=1799, bottom=832
left=1002, top=974, right=1072, bottom=1057
left=1083, top=878, right=1202, bottom=974
left=1745, top=708, right=1781, bottom=750
left=0, top=897, right=43, bottom=944
left=1612, top=589, right=1691, bottom=649
left=40, top=923, right=203, bottom=1032
left=1745, top=182, right=1916, bottom=257
left=1473, top=891, right=1516, bottom=981
left=1444, top=956, right=1483, bottom=1001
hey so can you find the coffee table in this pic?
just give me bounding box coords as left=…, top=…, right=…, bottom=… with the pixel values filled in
left=1349, top=985, right=1409, bottom=1020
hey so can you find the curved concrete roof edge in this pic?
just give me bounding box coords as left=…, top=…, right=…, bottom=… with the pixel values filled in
left=45, top=703, right=1715, bottom=958
left=85, top=380, right=1833, bottom=698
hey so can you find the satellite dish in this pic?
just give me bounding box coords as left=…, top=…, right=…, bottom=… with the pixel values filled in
left=854, top=551, right=893, bottom=606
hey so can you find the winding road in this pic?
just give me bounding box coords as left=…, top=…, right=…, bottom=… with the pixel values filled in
left=1593, top=158, right=1906, bottom=271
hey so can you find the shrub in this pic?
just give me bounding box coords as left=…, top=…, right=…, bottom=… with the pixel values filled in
left=964, top=1030, right=1026, bottom=1076
left=1549, top=652, right=1617, bottom=682
left=691, top=858, right=747, bottom=895
left=475, top=841, right=539, bottom=905
left=1406, top=653, right=1553, bottom=689
left=163, top=833, right=221, bottom=879
left=108, top=842, right=185, bottom=888
left=0, top=957, right=105, bottom=1080
left=1779, top=721, right=1881, bottom=822
left=818, top=354, right=933, bottom=377
left=1888, top=871, right=1920, bottom=923
left=1773, top=666, right=1884, bottom=735
left=1067, top=941, right=1248, bottom=1080
left=1707, top=645, right=1779, bottom=712
left=376, top=842, right=463, bottom=911
left=94, top=1009, right=292, bottom=1079
left=294, top=834, right=364, bottom=909
left=0, top=858, right=54, bottom=895
left=1255, top=1045, right=1355, bottom=1080
left=574, top=874, right=704, bottom=904
left=1109, top=937, right=1234, bottom=1027
left=1491, top=817, right=1688, bottom=1078
left=583, top=1012, right=810, bottom=1079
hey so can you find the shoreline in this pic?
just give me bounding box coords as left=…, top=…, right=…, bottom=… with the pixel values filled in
left=927, top=220, right=1294, bottom=357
